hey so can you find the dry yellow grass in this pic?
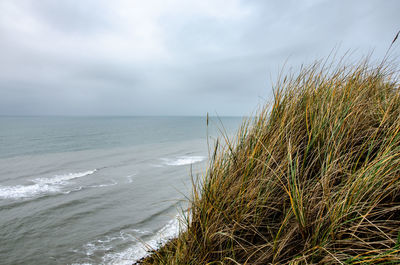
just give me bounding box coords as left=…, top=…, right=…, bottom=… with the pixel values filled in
left=138, top=55, right=400, bottom=264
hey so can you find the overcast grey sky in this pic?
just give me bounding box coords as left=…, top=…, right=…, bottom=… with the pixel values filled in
left=0, top=0, right=399, bottom=116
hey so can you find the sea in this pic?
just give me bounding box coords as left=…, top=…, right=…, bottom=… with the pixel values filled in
left=0, top=116, right=242, bottom=265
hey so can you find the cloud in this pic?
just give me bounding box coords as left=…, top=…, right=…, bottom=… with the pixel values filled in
left=29, top=0, right=114, bottom=35
left=0, top=0, right=399, bottom=116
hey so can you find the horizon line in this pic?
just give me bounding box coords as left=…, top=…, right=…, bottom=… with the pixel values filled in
left=0, top=114, right=246, bottom=118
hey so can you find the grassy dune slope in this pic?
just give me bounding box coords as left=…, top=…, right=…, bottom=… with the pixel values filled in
left=139, top=57, right=400, bottom=264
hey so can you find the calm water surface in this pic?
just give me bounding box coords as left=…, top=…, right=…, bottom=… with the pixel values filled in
left=0, top=116, right=242, bottom=265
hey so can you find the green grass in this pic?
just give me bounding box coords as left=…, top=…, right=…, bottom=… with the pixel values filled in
left=138, top=56, right=400, bottom=264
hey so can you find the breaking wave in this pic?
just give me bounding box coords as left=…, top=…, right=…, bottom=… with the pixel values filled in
left=0, top=170, right=97, bottom=200
left=73, top=217, right=181, bottom=265
left=103, top=217, right=181, bottom=265
left=161, top=156, right=205, bottom=166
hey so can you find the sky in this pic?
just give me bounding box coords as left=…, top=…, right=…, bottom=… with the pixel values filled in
left=0, top=0, right=399, bottom=116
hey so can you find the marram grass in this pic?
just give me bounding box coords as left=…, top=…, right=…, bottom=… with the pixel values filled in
left=138, top=57, right=400, bottom=264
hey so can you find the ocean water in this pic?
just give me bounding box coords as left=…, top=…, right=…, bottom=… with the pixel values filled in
left=0, top=116, right=242, bottom=265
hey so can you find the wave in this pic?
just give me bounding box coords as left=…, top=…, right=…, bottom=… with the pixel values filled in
left=103, top=217, right=181, bottom=265
left=88, top=180, right=117, bottom=188
left=126, top=174, right=136, bottom=183
left=72, top=228, right=151, bottom=265
left=73, top=217, right=180, bottom=265
left=0, top=170, right=97, bottom=200
left=0, top=183, right=60, bottom=199
left=32, top=170, right=97, bottom=185
left=162, top=156, right=205, bottom=166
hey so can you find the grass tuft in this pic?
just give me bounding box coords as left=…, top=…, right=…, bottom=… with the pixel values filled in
left=138, top=56, right=400, bottom=264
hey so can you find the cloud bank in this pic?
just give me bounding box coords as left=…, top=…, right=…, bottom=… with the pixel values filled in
left=0, top=0, right=399, bottom=116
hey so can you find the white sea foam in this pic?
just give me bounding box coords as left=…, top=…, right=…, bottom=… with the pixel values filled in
left=0, top=170, right=97, bottom=200
left=126, top=174, right=136, bottom=183
left=74, top=227, right=153, bottom=264
left=33, top=170, right=97, bottom=185
left=131, top=229, right=150, bottom=235
left=0, top=183, right=60, bottom=199
left=162, top=156, right=205, bottom=166
left=61, top=186, right=84, bottom=194
left=74, top=218, right=181, bottom=264
left=102, top=217, right=181, bottom=265
left=88, top=180, right=117, bottom=188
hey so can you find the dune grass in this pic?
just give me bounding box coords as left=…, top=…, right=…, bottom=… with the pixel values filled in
left=138, top=56, right=400, bottom=264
